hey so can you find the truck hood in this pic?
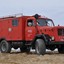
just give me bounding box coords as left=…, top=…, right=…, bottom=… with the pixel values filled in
left=38, top=26, right=64, bottom=36
left=53, top=26, right=64, bottom=29
left=38, top=26, right=64, bottom=32
left=38, top=26, right=64, bottom=41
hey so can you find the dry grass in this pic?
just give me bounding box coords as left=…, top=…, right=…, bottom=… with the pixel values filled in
left=0, top=50, right=64, bottom=64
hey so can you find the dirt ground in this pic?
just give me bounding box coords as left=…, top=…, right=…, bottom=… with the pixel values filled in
left=0, top=49, right=64, bottom=64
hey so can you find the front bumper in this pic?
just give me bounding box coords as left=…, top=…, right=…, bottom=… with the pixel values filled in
left=46, top=41, right=64, bottom=45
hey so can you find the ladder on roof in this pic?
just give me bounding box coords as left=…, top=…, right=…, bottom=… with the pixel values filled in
left=1, top=13, right=23, bottom=19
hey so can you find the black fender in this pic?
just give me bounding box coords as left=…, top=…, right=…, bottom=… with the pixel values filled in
left=32, top=34, right=47, bottom=48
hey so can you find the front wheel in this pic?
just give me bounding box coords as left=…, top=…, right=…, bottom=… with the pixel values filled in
left=35, top=39, right=46, bottom=55
left=0, top=40, right=11, bottom=53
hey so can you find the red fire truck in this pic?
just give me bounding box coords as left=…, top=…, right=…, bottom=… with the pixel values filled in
left=0, top=14, right=64, bottom=55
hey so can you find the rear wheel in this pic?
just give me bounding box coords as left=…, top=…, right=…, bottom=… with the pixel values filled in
left=58, top=45, right=64, bottom=53
left=35, top=39, right=46, bottom=55
left=0, top=40, right=11, bottom=53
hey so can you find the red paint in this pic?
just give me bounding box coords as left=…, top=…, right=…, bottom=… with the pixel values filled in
left=0, top=15, right=64, bottom=43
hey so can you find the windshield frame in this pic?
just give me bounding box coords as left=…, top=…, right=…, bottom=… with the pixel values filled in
left=37, top=18, right=55, bottom=26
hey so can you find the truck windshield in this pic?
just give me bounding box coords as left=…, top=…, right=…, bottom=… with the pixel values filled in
left=37, top=19, right=54, bottom=26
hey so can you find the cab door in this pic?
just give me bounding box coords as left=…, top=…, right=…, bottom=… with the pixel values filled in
left=25, top=19, right=37, bottom=41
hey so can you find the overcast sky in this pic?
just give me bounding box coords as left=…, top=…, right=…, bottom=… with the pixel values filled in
left=0, top=0, right=64, bottom=26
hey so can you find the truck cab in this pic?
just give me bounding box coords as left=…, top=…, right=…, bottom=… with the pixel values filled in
left=25, top=14, right=64, bottom=55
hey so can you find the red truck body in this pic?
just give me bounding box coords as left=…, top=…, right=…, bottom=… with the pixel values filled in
left=0, top=16, right=26, bottom=41
left=0, top=14, right=64, bottom=55
left=0, top=16, right=37, bottom=41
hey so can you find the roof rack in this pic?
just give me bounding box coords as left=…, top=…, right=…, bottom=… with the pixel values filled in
left=0, top=13, right=23, bottom=19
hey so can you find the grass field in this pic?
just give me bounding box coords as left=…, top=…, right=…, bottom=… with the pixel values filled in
left=0, top=49, right=64, bottom=64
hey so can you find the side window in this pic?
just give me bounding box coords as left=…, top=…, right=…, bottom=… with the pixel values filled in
left=27, top=19, right=34, bottom=27
left=12, top=19, right=18, bottom=26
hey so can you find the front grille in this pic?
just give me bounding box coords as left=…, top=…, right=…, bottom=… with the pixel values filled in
left=58, top=29, right=64, bottom=36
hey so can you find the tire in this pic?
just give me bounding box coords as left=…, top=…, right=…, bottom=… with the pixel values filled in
left=58, top=45, right=64, bottom=53
left=35, top=39, right=46, bottom=55
left=0, top=40, right=11, bottom=53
